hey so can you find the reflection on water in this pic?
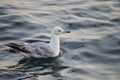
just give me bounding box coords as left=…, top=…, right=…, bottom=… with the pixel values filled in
left=8, top=57, right=68, bottom=80
left=0, top=0, right=120, bottom=80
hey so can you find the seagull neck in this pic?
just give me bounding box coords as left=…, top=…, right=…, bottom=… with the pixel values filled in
left=49, top=33, right=60, bottom=57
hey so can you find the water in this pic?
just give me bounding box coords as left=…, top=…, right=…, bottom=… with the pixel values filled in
left=0, top=0, right=120, bottom=80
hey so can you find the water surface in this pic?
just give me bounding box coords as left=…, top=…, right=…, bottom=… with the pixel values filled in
left=0, top=0, right=120, bottom=80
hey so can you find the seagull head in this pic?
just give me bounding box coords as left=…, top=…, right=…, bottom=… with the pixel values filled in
left=52, top=26, right=70, bottom=35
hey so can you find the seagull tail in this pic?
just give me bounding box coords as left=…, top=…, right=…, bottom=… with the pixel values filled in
left=5, top=43, right=29, bottom=53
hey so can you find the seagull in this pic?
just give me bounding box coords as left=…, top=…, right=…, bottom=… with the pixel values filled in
left=5, top=27, right=70, bottom=58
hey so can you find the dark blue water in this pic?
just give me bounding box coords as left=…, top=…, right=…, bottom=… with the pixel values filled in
left=0, top=0, right=120, bottom=80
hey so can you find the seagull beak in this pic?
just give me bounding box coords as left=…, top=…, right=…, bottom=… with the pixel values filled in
left=63, top=30, right=71, bottom=33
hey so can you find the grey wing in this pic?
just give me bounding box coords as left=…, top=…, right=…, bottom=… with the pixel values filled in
left=25, top=42, right=55, bottom=58
left=5, top=42, right=30, bottom=53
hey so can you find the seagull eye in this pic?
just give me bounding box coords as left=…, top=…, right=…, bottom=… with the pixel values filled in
left=58, top=30, right=61, bottom=32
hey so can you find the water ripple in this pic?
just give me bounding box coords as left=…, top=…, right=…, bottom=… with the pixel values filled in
left=0, top=0, right=120, bottom=80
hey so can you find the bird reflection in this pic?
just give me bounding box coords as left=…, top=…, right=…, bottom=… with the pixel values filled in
left=9, top=56, right=68, bottom=80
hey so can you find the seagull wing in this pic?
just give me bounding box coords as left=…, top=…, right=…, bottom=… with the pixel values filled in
left=5, top=43, right=30, bottom=53
left=25, top=42, right=55, bottom=58
left=5, top=42, right=55, bottom=58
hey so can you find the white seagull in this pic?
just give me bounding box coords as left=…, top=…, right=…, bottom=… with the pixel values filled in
left=5, top=27, right=70, bottom=58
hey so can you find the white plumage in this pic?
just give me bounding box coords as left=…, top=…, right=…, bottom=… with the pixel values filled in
left=5, top=27, right=70, bottom=58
